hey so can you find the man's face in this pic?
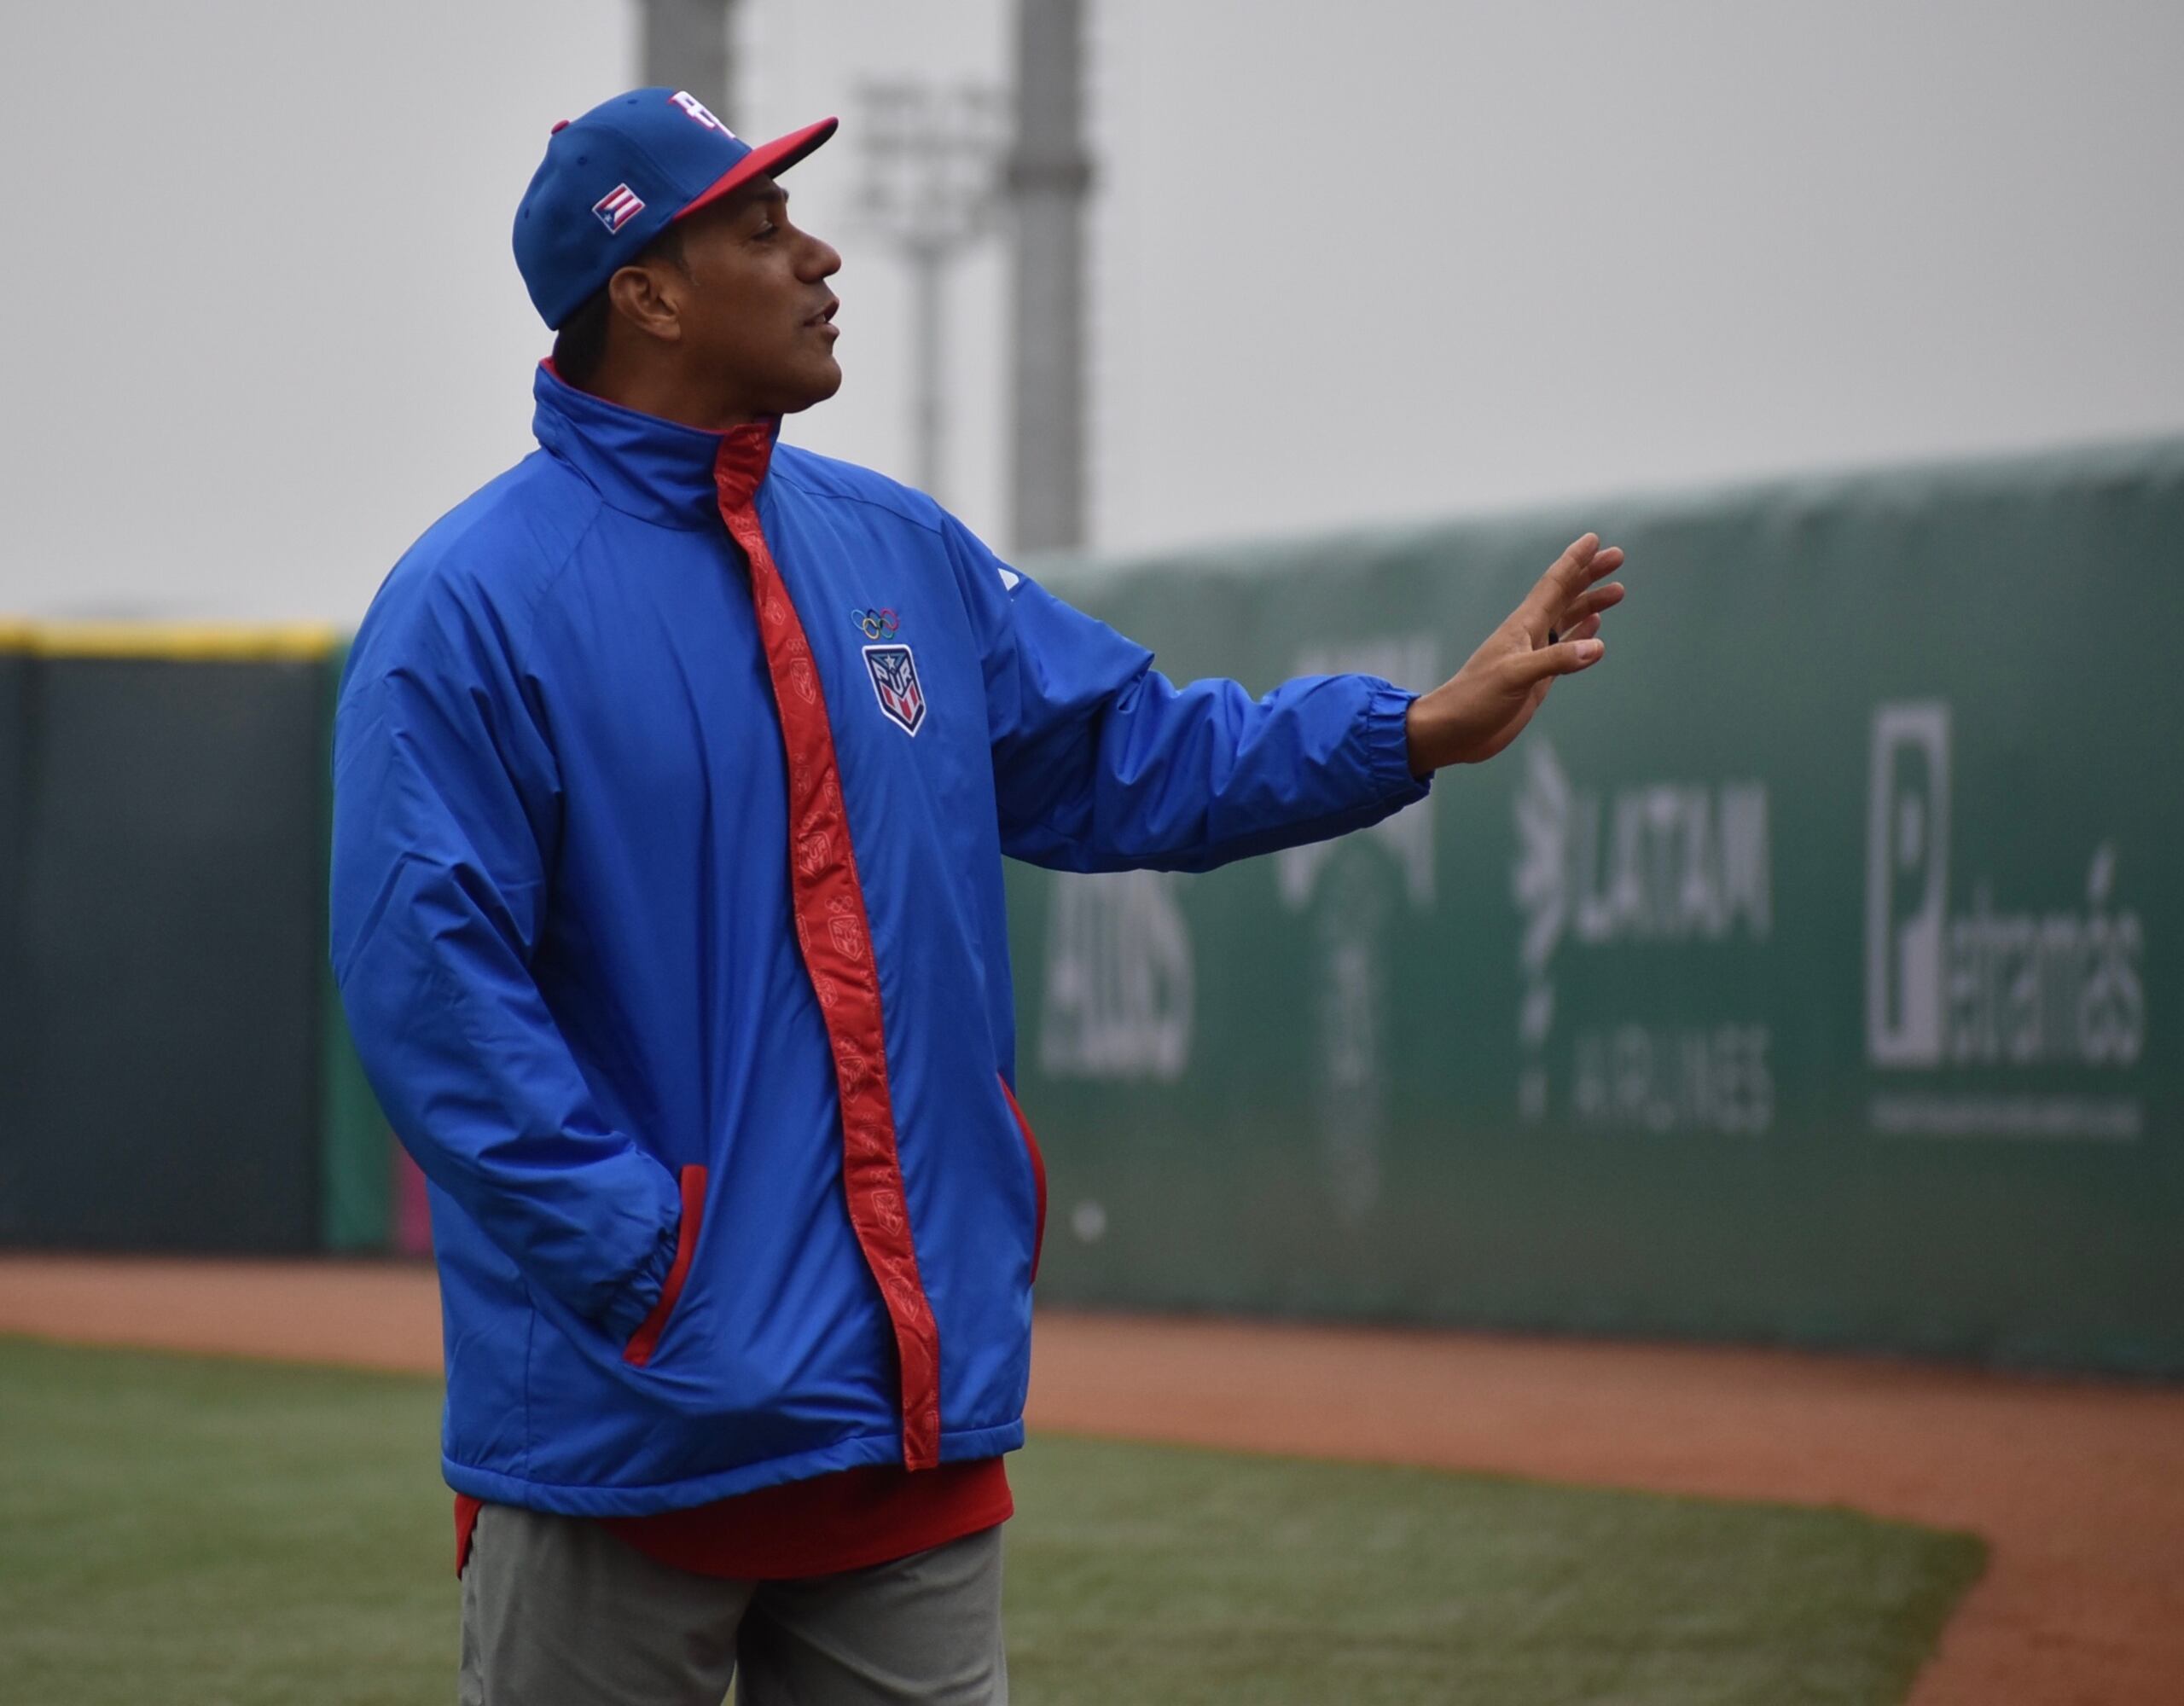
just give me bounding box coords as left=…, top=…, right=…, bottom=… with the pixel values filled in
left=655, top=175, right=843, bottom=417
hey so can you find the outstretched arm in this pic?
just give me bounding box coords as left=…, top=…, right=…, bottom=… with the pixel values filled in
left=945, top=519, right=1428, bottom=873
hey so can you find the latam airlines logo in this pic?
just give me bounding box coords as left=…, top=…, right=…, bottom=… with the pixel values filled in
left=1865, top=701, right=2144, bottom=1071
left=592, top=184, right=646, bottom=234
left=1510, top=738, right=1775, bottom=1134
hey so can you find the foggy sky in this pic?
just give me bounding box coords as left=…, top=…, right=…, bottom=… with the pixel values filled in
left=3, top=0, right=2180, bottom=624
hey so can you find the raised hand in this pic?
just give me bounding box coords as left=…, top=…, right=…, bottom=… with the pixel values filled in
left=1403, top=533, right=1626, bottom=775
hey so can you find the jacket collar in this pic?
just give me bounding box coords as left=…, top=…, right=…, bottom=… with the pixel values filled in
left=531, top=360, right=780, bottom=529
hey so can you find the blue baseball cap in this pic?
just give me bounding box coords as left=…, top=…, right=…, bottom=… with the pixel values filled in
left=514, top=88, right=838, bottom=328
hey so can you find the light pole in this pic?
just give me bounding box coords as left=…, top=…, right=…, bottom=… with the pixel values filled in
left=851, top=81, right=1008, bottom=505
left=640, top=0, right=740, bottom=108
left=1008, top=0, right=1095, bottom=553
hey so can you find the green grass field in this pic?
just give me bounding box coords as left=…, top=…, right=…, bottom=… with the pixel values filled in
left=0, top=1338, right=1982, bottom=1705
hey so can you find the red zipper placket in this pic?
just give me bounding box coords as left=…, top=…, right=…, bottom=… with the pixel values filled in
left=715, top=422, right=943, bottom=1471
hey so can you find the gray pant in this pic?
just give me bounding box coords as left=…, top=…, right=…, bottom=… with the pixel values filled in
left=458, top=1503, right=1008, bottom=1706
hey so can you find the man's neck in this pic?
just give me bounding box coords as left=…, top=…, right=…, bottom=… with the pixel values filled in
left=584, top=361, right=763, bottom=434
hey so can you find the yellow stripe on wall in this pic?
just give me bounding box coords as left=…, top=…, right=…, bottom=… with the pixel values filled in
left=0, top=619, right=340, bottom=661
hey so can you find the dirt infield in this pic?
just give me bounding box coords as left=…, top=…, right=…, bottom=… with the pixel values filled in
left=3, top=1255, right=2177, bottom=1705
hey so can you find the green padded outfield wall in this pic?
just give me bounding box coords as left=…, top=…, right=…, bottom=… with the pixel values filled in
left=1003, top=440, right=2184, bottom=1375
left=0, top=625, right=340, bottom=1253
left=0, top=635, right=27, bottom=1237
left=316, top=637, right=400, bottom=1253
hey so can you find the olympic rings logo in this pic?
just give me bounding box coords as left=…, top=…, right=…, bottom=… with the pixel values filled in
left=853, top=607, right=900, bottom=640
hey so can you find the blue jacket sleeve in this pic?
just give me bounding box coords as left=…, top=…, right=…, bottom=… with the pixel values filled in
left=942, top=517, right=1432, bottom=872
left=328, top=602, right=678, bottom=1343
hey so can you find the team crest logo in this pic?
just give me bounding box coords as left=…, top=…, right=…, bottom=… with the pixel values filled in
left=863, top=644, right=926, bottom=736
left=592, top=184, right=646, bottom=233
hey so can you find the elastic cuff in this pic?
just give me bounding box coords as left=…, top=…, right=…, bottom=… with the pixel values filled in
left=1364, top=683, right=1433, bottom=799
left=598, top=1201, right=682, bottom=1344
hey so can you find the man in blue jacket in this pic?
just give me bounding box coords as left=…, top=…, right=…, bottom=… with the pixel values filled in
left=330, top=88, right=1625, bottom=1706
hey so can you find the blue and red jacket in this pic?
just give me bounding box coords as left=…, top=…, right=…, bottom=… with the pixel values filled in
left=329, top=363, right=1430, bottom=1516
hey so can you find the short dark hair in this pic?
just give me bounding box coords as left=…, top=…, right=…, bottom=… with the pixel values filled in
left=551, top=222, right=689, bottom=388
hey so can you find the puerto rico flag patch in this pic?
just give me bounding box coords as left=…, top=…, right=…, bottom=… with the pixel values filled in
left=593, top=184, right=646, bottom=233
left=863, top=644, right=926, bottom=736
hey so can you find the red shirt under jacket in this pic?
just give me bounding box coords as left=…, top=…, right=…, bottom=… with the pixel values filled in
left=454, top=1457, right=1011, bottom=1580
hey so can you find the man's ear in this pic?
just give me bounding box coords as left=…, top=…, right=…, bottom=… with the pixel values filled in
left=606, top=260, right=683, bottom=345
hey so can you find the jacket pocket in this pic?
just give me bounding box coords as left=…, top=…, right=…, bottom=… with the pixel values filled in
left=623, top=1164, right=708, bottom=1367
left=997, top=1075, right=1048, bottom=1281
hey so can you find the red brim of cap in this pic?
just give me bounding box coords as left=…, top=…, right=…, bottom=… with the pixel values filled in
left=675, top=116, right=840, bottom=222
